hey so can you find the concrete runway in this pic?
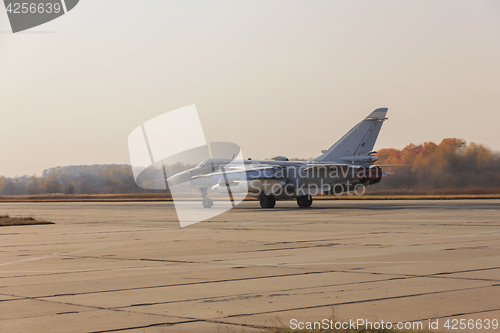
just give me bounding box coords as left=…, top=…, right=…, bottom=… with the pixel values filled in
left=0, top=200, right=499, bottom=332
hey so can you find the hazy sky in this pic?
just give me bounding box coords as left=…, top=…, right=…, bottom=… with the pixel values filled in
left=1, top=1, right=499, bottom=177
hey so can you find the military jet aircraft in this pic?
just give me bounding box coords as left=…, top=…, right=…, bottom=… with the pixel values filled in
left=167, top=108, right=391, bottom=209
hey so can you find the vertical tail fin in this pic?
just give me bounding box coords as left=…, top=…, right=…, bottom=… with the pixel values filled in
left=312, top=108, right=388, bottom=163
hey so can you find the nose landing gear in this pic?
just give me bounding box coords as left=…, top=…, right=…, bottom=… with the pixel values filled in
left=200, top=188, right=214, bottom=208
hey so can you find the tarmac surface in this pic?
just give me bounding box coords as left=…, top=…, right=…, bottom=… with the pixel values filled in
left=0, top=200, right=499, bottom=332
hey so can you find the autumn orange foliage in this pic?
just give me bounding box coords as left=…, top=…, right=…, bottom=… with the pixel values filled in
left=375, top=138, right=500, bottom=192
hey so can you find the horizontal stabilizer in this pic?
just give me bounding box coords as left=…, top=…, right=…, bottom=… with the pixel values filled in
left=193, top=166, right=282, bottom=181
left=303, top=163, right=360, bottom=172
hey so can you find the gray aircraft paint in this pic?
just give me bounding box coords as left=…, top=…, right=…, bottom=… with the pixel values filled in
left=169, top=108, right=388, bottom=200
left=312, top=108, right=388, bottom=163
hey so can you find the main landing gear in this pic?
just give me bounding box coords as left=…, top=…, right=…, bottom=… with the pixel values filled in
left=259, top=194, right=276, bottom=208
left=200, top=188, right=213, bottom=208
left=258, top=195, right=313, bottom=209
left=296, top=195, right=313, bottom=208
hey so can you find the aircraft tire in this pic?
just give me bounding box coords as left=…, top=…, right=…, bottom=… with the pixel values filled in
left=297, top=195, right=313, bottom=208
left=202, top=198, right=214, bottom=208
left=260, top=194, right=276, bottom=208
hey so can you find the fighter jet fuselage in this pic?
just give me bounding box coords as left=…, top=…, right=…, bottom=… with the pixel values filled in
left=167, top=108, right=389, bottom=208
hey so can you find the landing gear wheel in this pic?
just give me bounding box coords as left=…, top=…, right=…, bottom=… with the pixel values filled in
left=259, top=194, right=276, bottom=208
left=297, top=195, right=313, bottom=208
left=200, top=188, right=213, bottom=208
left=202, top=198, right=214, bottom=208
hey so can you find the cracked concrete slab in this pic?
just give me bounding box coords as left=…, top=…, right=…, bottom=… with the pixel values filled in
left=227, top=286, right=500, bottom=330
left=0, top=309, right=186, bottom=333
left=0, top=298, right=94, bottom=321
left=0, top=200, right=499, bottom=332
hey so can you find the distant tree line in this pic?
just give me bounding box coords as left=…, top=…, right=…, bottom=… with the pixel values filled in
left=0, top=165, right=142, bottom=195
left=374, top=138, right=500, bottom=191
left=0, top=163, right=196, bottom=196
left=0, top=138, right=499, bottom=195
